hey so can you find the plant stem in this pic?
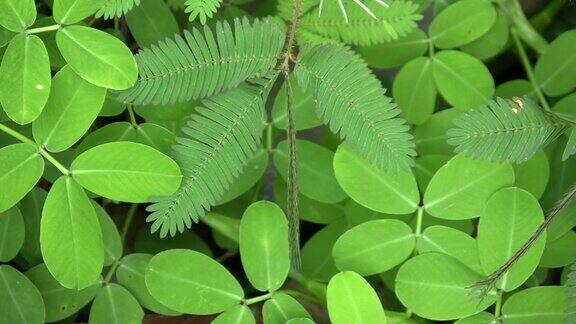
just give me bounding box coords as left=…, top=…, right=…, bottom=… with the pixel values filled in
left=496, top=0, right=548, bottom=54
left=104, top=204, right=138, bottom=283
left=494, top=290, right=503, bottom=318
left=415, top=207, right=424, bottom=237
left=0, top=123, right=70, bottom=175
left=266, top=122, right=274, bottom=153
left=244, top=292, right=273, bottom=305
left=26, top=24, right=60, bottom=34
left=127, top=105, right=139, bottom=128
left=510, top=28, right=551, bottom=112
left=281, top=0, right=303, bottom=73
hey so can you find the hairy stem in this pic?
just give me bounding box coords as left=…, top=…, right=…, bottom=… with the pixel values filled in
left=0, top=123, right=70, bottom=175
left=285, top=77, right=301, bottom=269
left=281, top=0, right=303, bottom=73
left=496, top=0, right=548, bottom=54
left=472, top=184, right=576, bottom=297
left=510, top=29, right=551, bottom=112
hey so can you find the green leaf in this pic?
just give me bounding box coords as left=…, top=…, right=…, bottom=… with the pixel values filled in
left=94, top=0, right=141, bottom=19
left=19, top=187, right=46, bottom=265
left=213, top=305, right=255, bottom=324
left=396, top=253, right=495, bottom=320
left=53, top=0, right=97, bottom=24
left=203, top=213, right=240, bottom=244
left=334, top=143, right=419, bottom=214
left=414, top=108, right=462, bottom=156
left=56, top=26, right=138, bottom=90
left=262, top=292, right=312, bottom=324
left=417, top=225, right=483, bottom=274
left=145, top=249, right=243, bottom=314
left=478, top=187, right=545, bottom=291
left=71, top=142, right=182, bottom=203
left=125, top=0, right=179, bottom=47
left=327, top=271, right=387, bottom=324
left=448, top=97, right=563, bottom=163
left=275, top=139, right=346, bottom=204
left=502, top=286, right=567, bottom=323
left=0, top=0, right=36, bottom=32
left=540, top=230, right=576, bottom=268
left=0, top=143, right=44, bottom=213
left=26, top=263, right=101, bottom=322
left=32, top=65, right=106, bottom=152
left=301, top=220, right=348, bottom=282
left=185, top=0, right=223, bottom=24
left=116, top=253, right=180, bottom=316
left=272, top=75, right=322, bottom=131
left=134, top=226, right=212, bottom=257
left=461, top=10, right=509, bottom=60
left=357, top=28, right=428, bottom=69
left=299, top=1, right=422, bottom=46
left=514, top=150, right=549, bottom=199
left=93, top=202, right=122, bottom=266
left=219, top=148, right=269, bottom=205
left=333, top=219, right=415, bottom=276
left=76, top=121, right=176, bottom=155
left=563, top=127, right=576, bottom=161
left=89, top=283, right=144, bottom=324
left=414, top=155, right=450, bottom=191
left=0, top=265, right=45, bottom=324
left=535, top=30, right=576, bottom=97
left=295, top=44, right=416, bottom=173
left=429, top=0, right=496, bottom=49
left=0, top=34, right=51, bottom=124
left=0, top=206, right=24, bottom=262
left=119, top=18, right=284, bottom=105
left=455, top=312, right=496, bottom=324
left=393, top=56, right=436, bottom=125
left=40, top=176, right=104, bottom=289
left=424, top=155, right=514, bottom=219
left=432, top=50, right=494, bottom=110
left=240, top=201, right=290, bottom=292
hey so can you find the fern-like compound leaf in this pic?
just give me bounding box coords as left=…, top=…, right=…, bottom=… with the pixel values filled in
left=299, top=0, right=422, bottom=46
left=448, top=97, right=565, bottom=164
left=118, top=18, right=285, bottom=106
left=146, top=78, right=274, bottom=238
left=94, top=0, right=141, bottom=19
left=295, top=44, right=416, bottom=173
left=185, top=0, right=223, bottom=24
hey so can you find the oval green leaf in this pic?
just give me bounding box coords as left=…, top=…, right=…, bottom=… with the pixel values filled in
left=0, top=206, right=24, bottom=262
left=88, top=283, right=144, bottom=324
left=93, top=202, right=122, bottom=266
left=56, top=26, right=138, bottom=90
left=33, top=65, right=106, bottom=152
left=116, top=253, right=180, bottom=316
left=213, top=305, right=256, bottom=324
left=0, top=34, right=51, bottom=124
left=19, top=187, right=47, bottom=265
left=262, top=292, right=312, bottom=324
left=358, top=28, right=428, bottom=69
left=0, top=265, right=45, bottom=324
left=26, top=263, right=101, bottom=322
left=502, top=286, right=566, bottom=324
left=393, top=56, right=436, bottom=125
left=432, top=50, right=494, bottom=110
left=429, top=0, right=496, bottom=49
left=327, top=271, right=386, bottom=324
left=0, top=143, right=44, bottom=213
left=535, top=30, right=576, bottom=97
left=145, top=249, right=243, bottom=315
left=40, top=176, right=104, bottom=289
left=71, top=142, right=182, bottom=203
left=301, top=220, right=348, bottom=282
left=396, top=253, right=495, bottom=320
left=274, top=139, right=346, bottom=204
left=0, top=0, right=36, bottom=32
left=54, top=0, right=97, bottom=24
left=240, top=201, right=290, bottom=292
left=424, top=155, right=514, bottom=220
left=125, top=0, right=179, bottom=48
left=334, top=143, right=419, bottom=215
left=478, top=187, right=545, bottom=291
left=333, top=219, right=415, bottom=275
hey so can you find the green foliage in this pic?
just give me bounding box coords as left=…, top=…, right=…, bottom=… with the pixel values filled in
left=448, top=97, right=564, bottom=163
left=295, top=44, right=416, bottom=173
left=0, top=0, right=574, bottom=322
left=119, top=18, right=285, bottom=105
left=185, top=0, right=224, bottom=24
